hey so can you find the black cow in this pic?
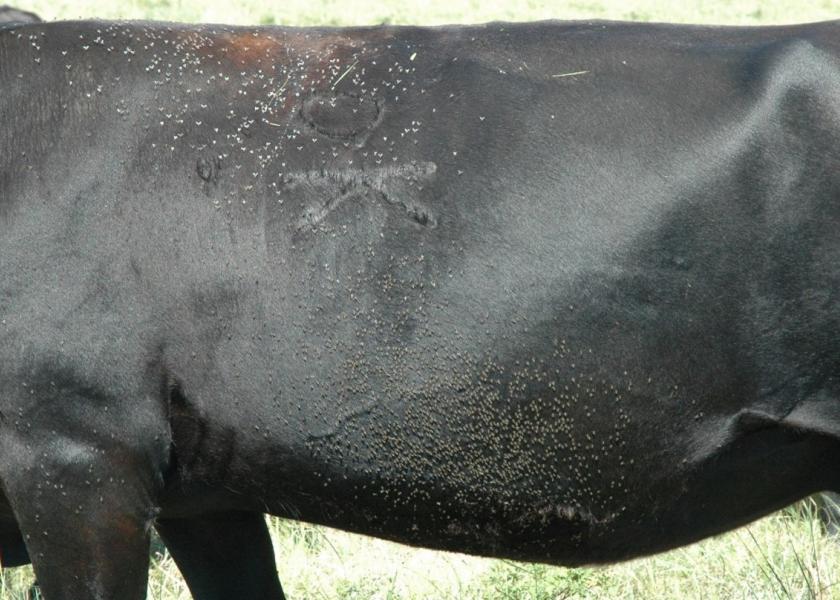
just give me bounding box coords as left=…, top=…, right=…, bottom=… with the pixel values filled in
left=2, top=17, right=840, bottom=600
left=0, top=5, right=40, bottom=28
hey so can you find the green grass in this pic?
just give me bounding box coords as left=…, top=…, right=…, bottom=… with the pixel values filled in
left=5, top=505, right=840, bottom=599
left=14, top=0, right=840, bottom=26
left=263, top=503, right=840, bottom=599
left=5, top=1, right=840, bottom=598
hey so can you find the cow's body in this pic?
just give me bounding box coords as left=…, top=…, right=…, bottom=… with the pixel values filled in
left=3, top=18, right=840, bottom=599
left=0, top=5, right=40, bottom=28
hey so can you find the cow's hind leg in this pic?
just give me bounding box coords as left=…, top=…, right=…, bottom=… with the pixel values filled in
left=156, top=511, right=286, bottom=600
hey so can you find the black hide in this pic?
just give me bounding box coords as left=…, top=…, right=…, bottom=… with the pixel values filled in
left=2, top=18, right=840, bottom=599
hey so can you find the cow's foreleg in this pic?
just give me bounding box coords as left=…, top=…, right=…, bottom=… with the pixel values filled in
left=0, top=373, right=170, bottom=600
left=0, top=446, right=162, bottom=599
left=156, top=511, right=286, bottom=600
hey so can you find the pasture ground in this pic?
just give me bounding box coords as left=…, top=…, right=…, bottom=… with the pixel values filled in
left=5, top=0, right=840, bottom=598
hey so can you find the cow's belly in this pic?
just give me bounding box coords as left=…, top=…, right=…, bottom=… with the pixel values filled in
left=268, top=412, right=835, bottom=565
left=160, top=303, right=839, bottom=564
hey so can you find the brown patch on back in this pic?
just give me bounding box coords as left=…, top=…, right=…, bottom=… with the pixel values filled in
left=217, top=30, right=283, bottom=65
left=217, top=29, right=364, bottom=67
